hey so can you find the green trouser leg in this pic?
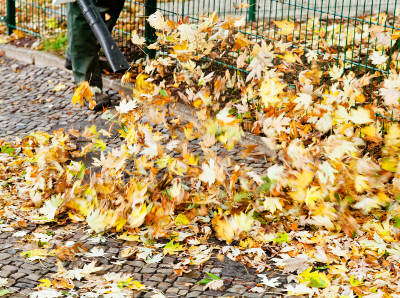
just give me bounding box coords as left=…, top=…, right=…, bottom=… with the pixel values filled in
left=66, top=0, right=125, bottom=90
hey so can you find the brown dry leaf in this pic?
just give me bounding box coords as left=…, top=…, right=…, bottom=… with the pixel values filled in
left=52, top=278, right=74, bottom=290
left=338, top=212, right=359, bottom=237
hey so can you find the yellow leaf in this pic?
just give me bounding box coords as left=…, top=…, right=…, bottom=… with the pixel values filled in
left=127, top=204, right=148, bottom=228
left=289, top=188, right=306, bottom=204
left=135, top=73, right=154, bottom=94
left=183, top=152, right=199, bottom=166
left=163, top=240, right=184, bottom=255
left=233, top=33, right=251, bottom=50
left=273, top=20, right=295, bottom=35
left=299, top=267, right=331, bottom=288
left=71, top=81, right=93, bottom=108
left=183, top=123, right=196, bottom=140
left=37, top=278, right=52, bottom=288
left=175, top=214, right=189, bottom=226
left=381, top=157, right=398, bottom=172
left=305, top=186, right=323, bottom=208
left=118, top=232, right=140, bottom=242
left=129, top=280, right=146, bottom=290
left=233, top=212, right=254, bottom=233
left=349, top=107, right=373, bottom=125
left=354, top=175, right=370, bottom=193
left=296, top=170, right=314, bottom=189
left=259, top=78, right=286, bottom=108
left=113, top=217, right=127, bottom=232
left=212, top=215, right=235, bottom=243
left=279, top=52, right=300, bottom=64
left=361, top=125, right=377, bottom=138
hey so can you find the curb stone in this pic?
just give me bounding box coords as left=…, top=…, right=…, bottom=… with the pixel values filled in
left=0, top=44, right=273, bottom=157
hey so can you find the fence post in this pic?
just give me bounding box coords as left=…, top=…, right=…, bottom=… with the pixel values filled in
left=6, top=0, right=16, bottom=35
left=248, top=0, right=256, bottom=22
left=145, top=0, right=157, bottom=59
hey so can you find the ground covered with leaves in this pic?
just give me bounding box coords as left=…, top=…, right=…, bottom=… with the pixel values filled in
left=1, top=10, right=400, bottom=297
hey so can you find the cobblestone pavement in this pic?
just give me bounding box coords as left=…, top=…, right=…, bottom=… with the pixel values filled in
left=0, top=57, right=284, bottom=297
left=0, top=58, right=117, bottom=139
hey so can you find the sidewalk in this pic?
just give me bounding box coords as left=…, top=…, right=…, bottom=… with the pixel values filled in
left=0, top=56, right=284, bottom=297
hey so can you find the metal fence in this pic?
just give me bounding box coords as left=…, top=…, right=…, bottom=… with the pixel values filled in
left=1, top=0, right=399, bottom=76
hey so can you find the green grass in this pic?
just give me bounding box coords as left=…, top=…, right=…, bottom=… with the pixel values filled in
left=40, top=32, right=67, bottom=56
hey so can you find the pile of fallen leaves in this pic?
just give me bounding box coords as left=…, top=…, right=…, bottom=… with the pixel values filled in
left=2, top=11, right=400, bottom=296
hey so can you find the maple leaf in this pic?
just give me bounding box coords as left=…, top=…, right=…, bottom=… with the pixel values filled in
left=163, top=240, right=184, bottom=255
left=257, top=275, right=281, bottom=288
left=85, top=247, right=105, bottom=258
left=274, top=253, right=311, bottom=273
left=30, top=289, right=62, bottom=298
left=263, top=197, right=283, bottom=214
left=274, top=19, right=295, bottom=35
left=116, top=99, right=137, bottom=114
left=294, top=93, right=313, bottom=110
left=71, top=81, right=94, bottom=108
left=316, top=161, right=337, bottom=185
left=259, top=77, right=286, bottom=108
left=232, top=211, right=254, bottom=233
left=299, top=267, right=331, bottom=288
left=178, top=24, right=197, bottom=42
left=131, top=31, right=146, bottom=46
left=203, top=279, right=223, bottom=291
left=39, top=194, right=63, bottom=220
left=212, top=216, right=236, bottom=243
left=37, top=278, right=52, bottom=288
left=354, top=196, right=384, bottom=213
left=315, top=113, right=333, bottom=133
left=86, top=209, right=108, bottom=233
left=329, top=64, right=344, bottom=80
left=20, top=249, right=51, bottom=261
left=284, top=284, right=317, bottom=296
left=349, top=107, right=373, bottom=124
left=65, top=261, right=103, bottom=281
left=379, top=73, right=400, bottom=106
left=148, top=11, right=169, bottom=31
left=189, top=245, right=213, bottom=265
left=127, top=203, right=148, bottom=228
left=199, top=159, right=217, bottom=186
left=369, top=51, right=388, bottom=65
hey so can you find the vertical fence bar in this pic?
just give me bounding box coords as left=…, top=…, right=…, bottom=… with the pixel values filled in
left=6, top=0, right=15, bottom=35
left=248, top=0, right=256, bottom=22
left=145, top=0, right=157, bottom=58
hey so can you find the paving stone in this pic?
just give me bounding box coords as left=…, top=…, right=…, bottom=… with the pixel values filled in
left=186, top=291, right=202, bottom=297
left=227, top=284, right=247, bottom=294
left=157, top=268, right=173, bottom=275
left=176, top=276, right=196, bottom=283
left=165, top=287, right=179, bottom=294
left=157, top=282, right=170, bottom=291
left=178, top=289, right=189, bottom=296
left=10, top=272, right=27, bottom=280
left=24, top=273, right=42, bottom=281
left=149, top=273, right=165, bottom=282
left=141, top=267, right=157, bottom=274
left=1, top=265, right=18, bottom=274
left=190, top=285, right=204, bottom=291
left=14, top=282, right=35, bottom=289
left=0, top=253, right=9, bottom=260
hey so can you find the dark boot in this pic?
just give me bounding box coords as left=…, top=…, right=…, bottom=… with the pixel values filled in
left=65, top=55, right=72, bottom=70
left=93, top=93, right=112, bottom=111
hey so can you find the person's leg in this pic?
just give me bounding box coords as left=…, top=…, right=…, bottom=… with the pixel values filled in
left=67, top=2, right=102, bottom=89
